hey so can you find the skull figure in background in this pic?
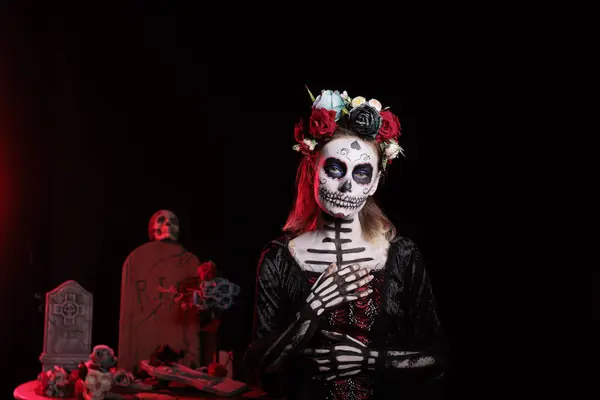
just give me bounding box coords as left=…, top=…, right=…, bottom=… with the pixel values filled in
left=81, top=369, right=113, bottom=400
left=148, top=210, right=179, bottom=242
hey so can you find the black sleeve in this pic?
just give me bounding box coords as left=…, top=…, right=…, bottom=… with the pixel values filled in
left=243, top=240, right=315, bottom=395
left=377, top=239, right=447, bottom=395
left=405, top=241, right=446, bottom=370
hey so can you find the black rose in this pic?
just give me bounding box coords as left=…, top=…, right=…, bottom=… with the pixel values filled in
left=347, top=104, right=382, bottom=138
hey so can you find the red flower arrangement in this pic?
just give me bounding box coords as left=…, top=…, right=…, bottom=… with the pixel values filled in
left=35, top=366, right=79, bottom=397
left=293, top=88, right=404, bottom=167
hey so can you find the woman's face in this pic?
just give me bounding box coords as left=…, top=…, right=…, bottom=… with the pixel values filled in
left=314, top=136, right=380, bottom=218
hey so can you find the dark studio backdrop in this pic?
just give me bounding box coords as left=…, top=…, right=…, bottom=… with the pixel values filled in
left=0, top=7, right=479, bottom=398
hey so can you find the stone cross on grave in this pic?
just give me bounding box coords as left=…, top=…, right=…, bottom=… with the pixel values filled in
left=53, top=293, right=85, bottom=325
left=39, top=280, right=93, bottom=372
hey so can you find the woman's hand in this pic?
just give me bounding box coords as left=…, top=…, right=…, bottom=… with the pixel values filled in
left=303, top=263, right=374, bottom=318
left=302, top=330, right=429, bottom=380
left=257, top=263, right=374, bottom=371
left=301, top=330, right=375, bottom=380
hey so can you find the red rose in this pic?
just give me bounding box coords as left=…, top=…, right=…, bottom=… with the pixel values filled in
left=377, top=110, right=401, bottom=142
left=308, top=108, right=337, bottom=139
left=74, top=379, right=85, bottom=399
left=40, top=372, right=49, bottom=386
left=208, top=362, right=228, bottom=377
left=35, top=371, right=49, bottom=395
left=293, top=120, right=305, bottom=143
left=197, top=261, right=216, bottom=281
left=69, top=368, right=80, bottom=381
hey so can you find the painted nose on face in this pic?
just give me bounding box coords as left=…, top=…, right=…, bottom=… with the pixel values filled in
left=339, top=179, right=352, bottom=192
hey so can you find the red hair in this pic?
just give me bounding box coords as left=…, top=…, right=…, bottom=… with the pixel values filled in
left=283, top=154, right=320, bottom=234
left=283, top=128, right=396, bottom=242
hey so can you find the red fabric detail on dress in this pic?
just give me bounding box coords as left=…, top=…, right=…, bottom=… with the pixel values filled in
left=319, top=272, right=385, bottom=400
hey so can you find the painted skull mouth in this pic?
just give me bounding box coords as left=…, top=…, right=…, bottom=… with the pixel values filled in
left=319, top=187, right=367, bottom=209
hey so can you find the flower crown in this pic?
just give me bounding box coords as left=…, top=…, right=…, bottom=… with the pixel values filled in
left=292, top=87, right=405, bottom=169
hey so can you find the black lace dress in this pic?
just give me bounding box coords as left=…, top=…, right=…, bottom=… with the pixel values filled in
left=245, top=236, right=446, bottom=400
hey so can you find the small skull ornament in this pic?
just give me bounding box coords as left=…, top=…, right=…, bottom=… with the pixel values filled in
left=148, top=210, right=179, bottom=242
left=82, top=369, right=113, bottom=400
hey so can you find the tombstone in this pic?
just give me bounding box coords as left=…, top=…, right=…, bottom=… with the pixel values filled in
left=39, top=280, right=93, bottom=371
left=118, top=210, right=201, bottom=373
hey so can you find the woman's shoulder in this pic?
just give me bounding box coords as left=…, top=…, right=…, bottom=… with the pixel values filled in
left=387, top=235, right=426, bottom=268
left=255, top=235, right=300, bottom=281
left=261, top=234, right=293, bottom=252
left=256, top=235, right=294, bottom=266
left=389, top=235, right=420, bottom=253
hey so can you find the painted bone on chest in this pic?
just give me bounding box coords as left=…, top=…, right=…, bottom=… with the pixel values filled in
left=290, top=218, right=389, bottom=273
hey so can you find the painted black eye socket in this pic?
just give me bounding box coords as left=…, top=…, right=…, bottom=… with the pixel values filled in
left=328, top=166, right=343, bottom=176
left=352, top=163, right=373, bottom=184
left=157, top=216, right=166, bottom=223
left=324, top=157, right=347, bottom=179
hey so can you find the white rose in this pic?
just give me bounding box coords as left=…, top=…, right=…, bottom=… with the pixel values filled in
left=351, top=96, right=366, bottom=108
left=303, top=138, right=317, bottom=151
left=368, top=99, right=382, bottom=112
left=384, top=140, right=402, bottom=160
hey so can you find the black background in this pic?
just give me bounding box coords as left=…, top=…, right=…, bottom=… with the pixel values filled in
left=0, top=4, right=541, bottom=399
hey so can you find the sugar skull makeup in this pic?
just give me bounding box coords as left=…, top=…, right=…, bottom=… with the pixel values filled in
left=314, top=137, right=380, bottom=218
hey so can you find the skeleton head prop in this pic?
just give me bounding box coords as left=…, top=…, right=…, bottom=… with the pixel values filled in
left=314, top=137, right=380, bottom=218
left=148, top=210, right=179, bottom=242
left=82, top=368, right=113, bottom=400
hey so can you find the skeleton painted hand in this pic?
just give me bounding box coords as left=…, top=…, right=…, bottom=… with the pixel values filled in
left=301, top=330, right=375, bottom=380
left=259, top=264, right=373, bottom=372
left=303, top=330, right=433, bottom=380
left=302, top=263, right=374, bottom=319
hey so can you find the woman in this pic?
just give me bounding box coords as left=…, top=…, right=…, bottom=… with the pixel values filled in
left=245, top=89, right=445, bottom=399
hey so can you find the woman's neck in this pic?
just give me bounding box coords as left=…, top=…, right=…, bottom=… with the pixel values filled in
left=316, top=211, right=364, bottom=242
left=288, top=210, right=389, bottom=272
left=310, top=211, right=379, bottom=268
